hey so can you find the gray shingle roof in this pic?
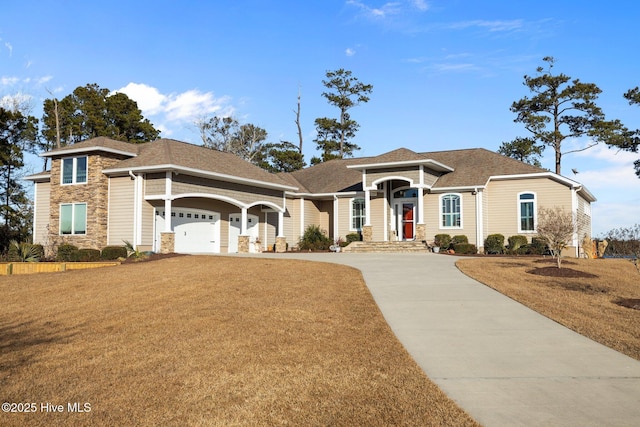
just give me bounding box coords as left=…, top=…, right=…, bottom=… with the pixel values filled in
left=37, top=137, right=585, bottom=197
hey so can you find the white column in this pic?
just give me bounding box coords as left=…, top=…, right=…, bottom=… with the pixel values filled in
left=475, top=189, right=484, bottom=250
left=417, top=187, right=425, bottom=224
left=364, top=189, right=371, bottom=226
left=299, top=197, right=305, bottom=236
left=333, top=196, right=339, bottom=239
left=164, top=172, right=172, bottom=232
left=241, top=207, right=248, bottom=235
left=383, top=182, right=388, bottom=241
left=277, top=210, right=284, bottom=237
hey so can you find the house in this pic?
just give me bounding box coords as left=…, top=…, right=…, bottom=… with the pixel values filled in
left=26, top=137, right=595, bottom=257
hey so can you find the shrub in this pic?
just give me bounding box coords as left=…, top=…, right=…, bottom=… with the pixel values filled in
left=484, top=234, right=505, bottom=254
left=7, top=240, right=41, bottom=262
left=101, top=246, right=128, bottom=260
left=75, top=248, right=101, bottom=262
left=298, top=225, right=332, bottom=251
left=453, top=243, right=477, bottom=254
left=507, top=235, right=529, bottom=254
left=434, top=234, right=452, bottom=250
left=452, top=235, right=468, bottom=245
left=32, top=244, right=45, bottom=260
left=345, top=232, right=362, bottom=244
left=530, top=237, right=549, bottom=255
left=56, top=244, right=79, bottom=261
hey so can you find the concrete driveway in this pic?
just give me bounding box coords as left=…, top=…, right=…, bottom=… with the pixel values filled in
left=256, top=252, right=640, bottom=427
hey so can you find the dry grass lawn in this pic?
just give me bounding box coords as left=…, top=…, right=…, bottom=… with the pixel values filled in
left=457, top=257, right=640, bottom=360
left=1, top=256, right=478, bottom=426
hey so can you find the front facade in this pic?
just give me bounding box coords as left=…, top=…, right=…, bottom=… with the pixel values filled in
left=27, top=138, right=596, bottom=257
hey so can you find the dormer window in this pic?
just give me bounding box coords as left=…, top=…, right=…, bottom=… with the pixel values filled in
left=62, top=156, right=88, bottom=184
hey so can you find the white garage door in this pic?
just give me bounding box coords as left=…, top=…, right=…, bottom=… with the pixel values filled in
left=155, top=208, right=220, bottom=254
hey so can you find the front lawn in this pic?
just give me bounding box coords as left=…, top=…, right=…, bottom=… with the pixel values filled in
left=457, top=257, right=640, bottom=360
left=0, top=256, right=478, bottom=426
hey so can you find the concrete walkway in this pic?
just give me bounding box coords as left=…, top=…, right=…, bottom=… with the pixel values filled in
left=255, top=252, right=640, bottom=426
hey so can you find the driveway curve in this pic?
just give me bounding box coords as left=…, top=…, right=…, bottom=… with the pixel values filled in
left=255, top=252, right=640, bottom=427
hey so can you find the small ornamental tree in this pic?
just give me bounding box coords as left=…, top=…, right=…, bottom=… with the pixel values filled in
left=536, top=206, right=576, bottom=268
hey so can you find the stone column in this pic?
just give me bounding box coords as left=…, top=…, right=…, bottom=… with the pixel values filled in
left=275, top=236, right=287, bottom=253
left=238, top=235, right=250, bottom=253
left=160, top=232, right=175, bottom=254
left=416, top=224, right=426, bottom=242
left=362, top=225, right=373, bottom=242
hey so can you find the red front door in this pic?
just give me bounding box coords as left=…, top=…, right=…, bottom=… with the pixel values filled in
left=402, top=203, right=414, bottom=240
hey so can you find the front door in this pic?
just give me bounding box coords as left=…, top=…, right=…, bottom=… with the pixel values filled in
left=402, top=203, right=414, bottom=240
left=394, top=202, right=415, bottom=241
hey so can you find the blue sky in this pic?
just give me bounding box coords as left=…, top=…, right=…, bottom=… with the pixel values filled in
left=1, top=0, right=639, bottom=235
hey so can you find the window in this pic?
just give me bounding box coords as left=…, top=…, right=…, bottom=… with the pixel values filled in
left=440, top=194, right=461, bottom=228
left=61, top=156, right=88, bottom=184
left=60, top=203, right=87, bottom=235
left=519, top=192, right=536, bottom=232
left=351, top=198, right=366, bottom=231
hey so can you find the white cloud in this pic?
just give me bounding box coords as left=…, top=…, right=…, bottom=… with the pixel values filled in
left=4, top=42, right=12, bottom=56
left=445, top=19, right=524, bottom=32
left=1, top=76, right=20, bottom=86
left=345, top=48, right=356, bottom=56
left=347, top=0, right=403, bottom=19
left=411, top=0, right=429, bottom=11
left=116, top=82, right=167, bottom=115
left=115, top=82, right=233, bottom=122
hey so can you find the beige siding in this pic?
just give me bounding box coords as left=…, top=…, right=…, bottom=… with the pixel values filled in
left=336, top=196, right=353, bottom=239
left=576, top=194, right=592, bottom=241
left=173, top=175, right=283, bottom=207
left=108, top=177, right=134, bottom=246
left=366, top=167, right=421, bottom=188
left=369, top=195, right=385, bottom=241
left=424, top=192, right=478, bottom=245
left=486, top=178, right=572, bottom=241
left=33, top=182, right=51, bottom=245
left=139, top=201, right=155, bottom=251
left=283, top=197, right=298, bottom=245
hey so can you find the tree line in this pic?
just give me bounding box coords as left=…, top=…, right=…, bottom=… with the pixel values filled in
left=0, top=69, right=373, bottom=252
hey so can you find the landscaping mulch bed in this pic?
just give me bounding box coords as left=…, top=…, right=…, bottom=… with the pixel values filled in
left=616, top=298, right=640, bottom=310
left=527, top=266, right=599, bottom=279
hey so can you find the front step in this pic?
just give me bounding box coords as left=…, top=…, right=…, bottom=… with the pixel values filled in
left=342, top=241, right=431, bottom=253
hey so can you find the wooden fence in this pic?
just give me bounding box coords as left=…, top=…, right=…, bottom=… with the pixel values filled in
left=0, top=262, right=120, bottom=276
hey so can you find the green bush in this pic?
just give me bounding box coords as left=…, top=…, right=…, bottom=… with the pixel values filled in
left=484, top=234, right=505, bottom=254
left=56, top=244, right=79, bottom=261
left=529, top=237, right=549, bottom=255
left=453, top=243, right=477, bottom=254
left=7, top=240, right=41, bottom=262
left=452, top=235, right=468, bottom=245
left=345, top=232, right=361, bottom=244
left=507, top=235, right=529, bottom=254
left=434, top=234, right=452, bottom=250
left=101, top=246, right=128, bottom=260
left=74, top=248, right=101, bottom=262
left=298, top=225, right=332, bottom=251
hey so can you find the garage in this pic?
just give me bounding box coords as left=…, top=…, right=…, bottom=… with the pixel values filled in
left=155, top=208, right=220, bottom=254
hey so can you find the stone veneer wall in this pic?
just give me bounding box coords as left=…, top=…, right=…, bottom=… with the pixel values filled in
left=48, top=153, right=130, bottom=252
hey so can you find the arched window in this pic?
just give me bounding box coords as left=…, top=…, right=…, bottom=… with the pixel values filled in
left=351, top=198, right=366, bottom=231
left=519, top=192, right=536, bottom=232
left=440, top=194, right=461, bottom=228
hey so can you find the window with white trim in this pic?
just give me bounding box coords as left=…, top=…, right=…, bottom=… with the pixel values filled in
left=60, top=203, right=87, bottom=235
left=351, top=198, right=366, bottom=231
left=61, top=156, right=88, bottom=184
left=440, top=194, right=461, bottom=228
left=518, top=192, right=536, bottom=232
